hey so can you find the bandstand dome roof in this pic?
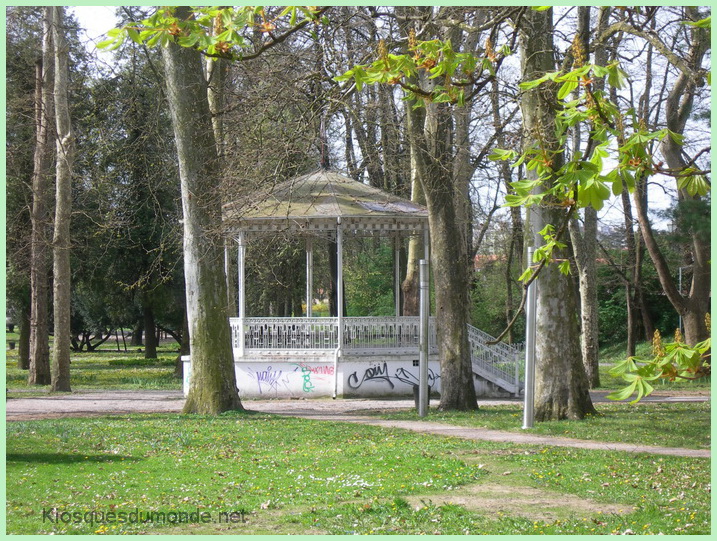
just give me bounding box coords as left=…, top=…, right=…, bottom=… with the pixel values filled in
left=223, top=169, right=428, bottom=236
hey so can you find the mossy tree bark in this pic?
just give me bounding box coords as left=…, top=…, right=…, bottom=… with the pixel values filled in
left=518, top=7, right=595, bottom=421
left=161, top=8, right=242, bottom=414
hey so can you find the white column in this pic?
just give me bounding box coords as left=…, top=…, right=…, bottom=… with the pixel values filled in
left=394, top=234, right=401, bottom=317
left=306, top=237, right=313, bottom=317
left=237, top=232, right=246, bottom=358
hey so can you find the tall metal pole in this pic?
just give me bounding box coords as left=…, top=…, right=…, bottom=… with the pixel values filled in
left=522, top=247, right=537, bottom=430
left=418, top=259, right=429, bottom=417
left=306, top=237, right=313, bottom=317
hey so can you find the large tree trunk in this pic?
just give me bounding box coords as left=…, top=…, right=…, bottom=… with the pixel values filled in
left=396, top=6, right=477, bottom=410
left=426, top=169, right=477, bottom=411
left=408, top=100, right=477, bottom=411
left=161, top=9, right=242, bottom=414
left=28, top=7, right=54, bottom=386
left=518, top=7, right=595, bottom=420
left=50, top=6, right=73, bottom=392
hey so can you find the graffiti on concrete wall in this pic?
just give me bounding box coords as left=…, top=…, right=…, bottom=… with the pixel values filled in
left=347, top=363, right=439, bottom=390
left=347, top=362, right=393, bottom=389
left=292, top=363, right=335, bottom=393
left=294, top=364, right=315, bottom=393
left=246, top=366, right=289, bottom=395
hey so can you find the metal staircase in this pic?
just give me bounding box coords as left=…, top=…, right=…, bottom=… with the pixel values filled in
left=467, top=324, right=523, bottom=396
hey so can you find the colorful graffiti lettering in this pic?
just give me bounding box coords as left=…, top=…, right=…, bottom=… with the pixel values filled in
left=306, top=365, right=334, bottom=375
left=297, top=365, right=315, bottom=393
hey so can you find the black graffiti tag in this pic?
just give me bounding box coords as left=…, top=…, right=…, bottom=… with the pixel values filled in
left=347, top=362, right=394, bottom=390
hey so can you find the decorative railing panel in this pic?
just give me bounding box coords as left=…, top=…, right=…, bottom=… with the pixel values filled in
left=231, top=317, right=338, bottom=350
left=343, top=317, right=437, bottom=353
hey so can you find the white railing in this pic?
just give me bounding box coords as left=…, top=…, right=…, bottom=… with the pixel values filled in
left=231, top=317, right=339, bottom=351
left=229, top=316, right=522, bottom=393
left=343, top=317, right=437, bottom=353
left=230, top=316, right=437, bottom=354
left=467, top=324, right=522, bottom=392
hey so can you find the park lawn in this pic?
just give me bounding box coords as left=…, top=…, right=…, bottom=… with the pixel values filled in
left=6, top=413, right=711, bottom=535
left=371, top=401, right=710, bottom=450
left=5, top=344, right=181, bottom=392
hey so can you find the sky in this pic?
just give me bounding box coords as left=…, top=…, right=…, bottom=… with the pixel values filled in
left=70, top=5, right=118, bottom=48
left=67, top=5, right=679, bottom=231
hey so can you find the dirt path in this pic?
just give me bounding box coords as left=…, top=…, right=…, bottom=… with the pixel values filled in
left=5, top=390, right=710, bottom=458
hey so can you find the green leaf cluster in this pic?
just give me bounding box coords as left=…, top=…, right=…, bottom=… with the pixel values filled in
left=335, top=35, right=510, bottom=107
left=97, top=6, right=322, bottom=58
left=607, top=336, right=711, bottom=403
left=492, top=54, right=711, bottom=276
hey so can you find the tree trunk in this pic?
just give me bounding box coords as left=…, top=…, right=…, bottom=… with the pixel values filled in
left=130, top=320, right=143, bottom=346
left=518, top=7, right=595, bottom=420
left=207, top=55, right=236, bottom=317
left=396, top=6, right=477, bottom=410
left=648, top=6, right=710, bottom=346
left=426, top=171, right=477, bottom=411
left=401, top=146, right=426, bottom=316
left=620, top=190, right=640, bottom=356
left=143, top=297, right=157, bottom=359
left=18, top=304, right=31, bottom=370
left=161, top=9, right=242, bottom=414
left=28, top=7, right=54, bottom=386
left=567, top=6, right=600, bottom=389
left=408, top=100, right=477, bottom=411
left=50, top=5, right=73, bottom=393
left=569, top=208, right=600, bottom=388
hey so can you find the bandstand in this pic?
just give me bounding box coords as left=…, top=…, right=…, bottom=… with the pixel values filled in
left=181, top=170, right=522, bottom=399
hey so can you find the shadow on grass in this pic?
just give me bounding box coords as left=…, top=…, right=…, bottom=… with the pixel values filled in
left=6, top=452, right=141, bottom=465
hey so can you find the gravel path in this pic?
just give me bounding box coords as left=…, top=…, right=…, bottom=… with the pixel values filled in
left=6, top=390, right=710, bottom=458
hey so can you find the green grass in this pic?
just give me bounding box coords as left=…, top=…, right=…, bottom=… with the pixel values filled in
left=292, top=446, right=710, bottom=535
left=370, top=401, right=710, bottom=449
left=6, top=413, right=711, bottom=535
left=5, top=343, right=181, bottom=392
